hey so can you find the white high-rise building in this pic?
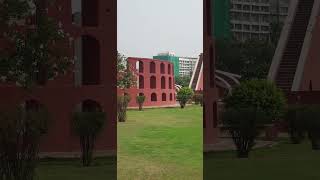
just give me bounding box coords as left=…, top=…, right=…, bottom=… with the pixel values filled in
left=179, top=56, right=198, bottom=77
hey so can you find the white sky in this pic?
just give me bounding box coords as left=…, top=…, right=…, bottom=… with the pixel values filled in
left=117, top=0, right=203, bottom=58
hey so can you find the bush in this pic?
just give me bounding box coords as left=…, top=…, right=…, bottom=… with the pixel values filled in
left=73, top=112, right=105, bottom=166
left=193, top=93, right=203, bottom=106
left=0, top=106, right=49, bottom=180
left=222, top=107, right=269, bottom=158
left=177, top=87, right=194, bottom=109
left=225, top=79, right=286, bottom=121
left=301, top=106, right=320, bottom=150
left=136, top=95, right=146, bottom=111
left=285, top=105, right=307, bottom=144
left=117, top=95, right=131, bottom=122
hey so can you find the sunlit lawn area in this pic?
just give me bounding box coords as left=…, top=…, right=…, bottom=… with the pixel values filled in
left=205, top=139, right=320, bottom=180
left=118, top=105, right=203, bottom=180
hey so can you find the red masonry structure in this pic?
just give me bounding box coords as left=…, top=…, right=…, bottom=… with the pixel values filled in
left=118, top=57, right=177, bottom=108
left=203, top=0, right=219, bottom=151
left=0, top=0, right=117, bottom=157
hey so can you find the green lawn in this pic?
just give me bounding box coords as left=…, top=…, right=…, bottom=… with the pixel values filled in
left=205, top=139, right=320, bottom=180
left=118, top=106, right=203, bottom=180
left=37, top=157, right=116, bottom=180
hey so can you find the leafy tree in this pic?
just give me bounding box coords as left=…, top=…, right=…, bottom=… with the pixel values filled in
left=0, top=0, right=72, bottom=89
left=222, top=107, right=269, bottom=158
left=117, top=95, right=131, bottom=122
left=136, top=95, right=146, bottom=111
left=175, top=76, right=191, bottom=87
left=193, top=92, right=203, bottom=106
left=215, top=39, right=275, bottom=80
left=177, top=87, right=194, bottom=109
left=117, top=53, right=136, bottom=89
left=0, top=105, right=49, bottom=180
left=301, top=106, right=320, bottom=150
left=73, top=112, right=105, bottom=166
left=285, top=105, right=307, bottom=144
left=225, top=79, right=286, bottom=122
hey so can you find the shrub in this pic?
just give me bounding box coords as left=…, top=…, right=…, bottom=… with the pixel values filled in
left=193, top=93, right=203, bottom=105
left=73, top=112, right=105, bottom=166
left=285, top=105, right=307, bottom=144
left=225, top=79, right=286, bottom=121
left=136, top=95, right=146, bottom=111
left=117, top=95, right=131, bottom=122
left=222, top=107, right=269, bottom=158
left=177, top=87, right=194, bottom=109
left=0, top=106, right=49, bottom=180
left=301, top=106, right=320, bottom=150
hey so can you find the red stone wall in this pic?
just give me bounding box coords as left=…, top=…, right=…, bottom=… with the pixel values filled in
left=0, top=0, right=117, bottom=156
left=118, top=58, right=177, bottom=108
left=203, top=0, right=219, bottom=150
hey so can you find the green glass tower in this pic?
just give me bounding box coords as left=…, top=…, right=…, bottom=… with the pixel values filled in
left=153, top=53, right=180, bottom=77
left=212, top=0, right=231, bottom=40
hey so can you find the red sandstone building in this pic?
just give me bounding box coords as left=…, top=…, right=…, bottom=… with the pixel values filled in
left=203, top=0, right=219, bottom=151
left=118, top=57, right=177, bottom=108
left=268, top=0, right=320, bottom=103
left=0, top=0, right=117, bottom=156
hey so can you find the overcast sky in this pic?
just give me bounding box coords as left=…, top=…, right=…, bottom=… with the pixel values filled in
left=118, top=0, right=203, bottom=58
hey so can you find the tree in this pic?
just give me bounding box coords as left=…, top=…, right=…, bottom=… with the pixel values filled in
left=117, top=53, right=136, bottom=89
left=177, top=87, right=194, bottom=109
left=117, top=95, right=131, bottom=122
left=175, top=76, right=191, bottom=87
left=73, top=112, right=105, bottom=166
left=301, top=106, right=320, bottom=150
left=136, top=95, right=146, bottom=111
left=224, top=79, right=286, bottom=121
left=0, top=105, right=49, bottom=180
left=215, top=39, right=275, bottom=80
left=222, top=107, right=268, bottom=158
left=0, top=0, right=72, bottom=89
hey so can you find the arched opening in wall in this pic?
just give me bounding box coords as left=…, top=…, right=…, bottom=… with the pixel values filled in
left=169, top=77, right=172, bottom=89
left=81, top=35, right=100, bottom=85
left=24, top=99, right=41, bottom=112
left=161, top=76, right=166, bottom=89
left=160, top=63, right=165, bottom=74
left=168, top=64, right=171, bottom=74
left=162, top=93, right=167, bottom=101
left=309, top=80, right=313, bottom=91
left=82, top=100, right=102, bottom=112
left=170, top=93, right=173, bottom=101
left=139, top=61, right=144, bottom=73
left=71, top=0, right=99, bottom=27
left=139, top=75, right=144, bottom=89
left=151, top=93, right=157, bottom=102
left=150, top=62, right=156, bottom=73
left=150, top=76, right=156, bottom=89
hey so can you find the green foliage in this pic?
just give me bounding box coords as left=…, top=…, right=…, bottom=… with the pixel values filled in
left=285, top=105, right=307, bottom=144
left=117, top=53, right=136, bottom=89
left=215, top=39, right=276, bottom=80
left=0, top=105, right=49, bottom=180
left=175, top=76, right=191, bottom=87
left=225, top=79, right=286, bottom=122
left=300, top=105, right=320, bottom=150
left=222, top=107, right=268, bottom=158
left=193, top=93, right=203, bottom=105
left=73, top=111, right=106, bottom=166
left=136, top=95, right=146, bottom=111
left=0, top=0, right=72, bottom=89
left=177, top=87, right=194, bottom=109
left=117, top=95, right=131, bottom=122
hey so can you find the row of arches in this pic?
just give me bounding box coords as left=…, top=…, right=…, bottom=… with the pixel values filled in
left=138, top=61, right=172, bottom=75
left=139, top=93, right=175, bottom=102
left=139, top=76, right=174, bottom=89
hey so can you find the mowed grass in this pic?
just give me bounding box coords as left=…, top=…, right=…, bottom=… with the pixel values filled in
left=205, top=139, right=320, bottom=180
left=37, top=157, right=117, bottom=180
left=118, top=105, right=203, bottom=180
